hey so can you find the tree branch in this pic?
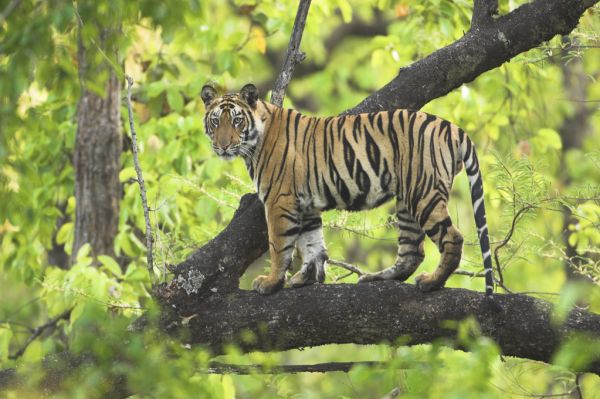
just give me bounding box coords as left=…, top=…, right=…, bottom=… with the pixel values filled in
left=270, top=0, right=311, bottom=107
left=344, top=0, right=599, bottom=114
left=159, top=282, right=600, bottom=374
left=8, top=309, right=71, bottom=360
left=125, top=75, right=154, bottom=276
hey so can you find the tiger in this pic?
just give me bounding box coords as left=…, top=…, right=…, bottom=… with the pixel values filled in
left=201, top=83, right=495, bottom=299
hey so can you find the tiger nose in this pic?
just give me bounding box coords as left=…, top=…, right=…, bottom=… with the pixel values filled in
left=215, top=138, right=231, bottom=150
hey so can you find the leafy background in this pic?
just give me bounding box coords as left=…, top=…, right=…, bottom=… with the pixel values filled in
left=1, top=0, right=600, bottom=397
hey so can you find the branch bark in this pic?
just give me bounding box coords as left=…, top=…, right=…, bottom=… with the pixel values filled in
left=125, top=76, right=154, bottom=275
left=153, top=0, right=600, bottom=374
left=471, top=0, right=498, bottom=30
left=160, top=282, right=600, bottom=374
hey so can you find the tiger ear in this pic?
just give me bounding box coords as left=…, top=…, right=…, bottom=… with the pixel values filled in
left=201, top=84, right=217, bottom=106
left=240, top=83, right=259, bottom=108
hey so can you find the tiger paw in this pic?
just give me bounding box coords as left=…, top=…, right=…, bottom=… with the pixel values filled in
left=252, top=274, right=285, bottom=295
left=288, top=270, right=316, bottom=288
left=415, top=272, right=443, bottom=292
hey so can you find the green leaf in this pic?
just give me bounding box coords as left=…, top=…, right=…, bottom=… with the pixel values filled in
left=69, top=302, right=86, bottom=329
left=23, top=340, right=43, bottom=363
left=56, top=222, right=73, bottom=245
left=146, top=81, right=165, bottom=98
left=98, top=255, right=122, bottom=278
left=76, top=243, right=93, bottom=266
left=336, top=0, right=353, bottom=23
left=124, top=264, right=150, bottom=282
left=119, top=167, right=137, bottom=182
left=532, top=128, right=562, bottom=153
left=166, top=87, right=184, bottom=112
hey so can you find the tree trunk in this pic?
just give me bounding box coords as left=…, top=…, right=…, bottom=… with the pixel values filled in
left=72, top=27, right=122, bottom=263
left=558, top=36, right=593, bottom=281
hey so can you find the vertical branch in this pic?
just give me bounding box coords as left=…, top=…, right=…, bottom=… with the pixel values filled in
left=125, top=76, right=154, bottom=276
left=270, top=0, right=312, bottom=107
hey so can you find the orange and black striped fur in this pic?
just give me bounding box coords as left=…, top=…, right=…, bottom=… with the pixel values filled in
left=201, top=84, right=494, bottom=297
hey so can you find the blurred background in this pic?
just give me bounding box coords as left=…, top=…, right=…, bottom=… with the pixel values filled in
left=1, top=0, right=600, bottom=397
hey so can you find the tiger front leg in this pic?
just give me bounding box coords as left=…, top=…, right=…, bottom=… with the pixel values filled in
left=252, top=202, right=300, bottom=295
left=289, top=214, right=328, bottom=288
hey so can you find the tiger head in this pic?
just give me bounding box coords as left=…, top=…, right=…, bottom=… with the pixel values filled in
left=201, top=83, right=264, bottom=160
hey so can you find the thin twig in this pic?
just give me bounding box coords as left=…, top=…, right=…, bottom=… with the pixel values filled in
left=125, top=76, right=154, bottom=276
left=206, top=360, right=385, bottom=374
left=493, top=204, right=535, bottom=286
left=327, top=259, right=365, bottom=276
left=8, top=309, right=71, bottom=360
left=270, top=0, right=312, bottom=107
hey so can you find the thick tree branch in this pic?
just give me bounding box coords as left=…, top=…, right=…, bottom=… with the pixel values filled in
left=160, top=282, right=600, bottom=374
left=344, top=0, right=599, bottom=114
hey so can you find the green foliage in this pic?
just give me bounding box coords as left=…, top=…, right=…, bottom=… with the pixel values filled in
left=1, top=0, right=600, bottom=397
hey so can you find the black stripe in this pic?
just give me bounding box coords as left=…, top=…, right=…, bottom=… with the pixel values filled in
left=352, top=116, right=361, bottom=142
left=380, top=158, right=391, bottom=191
left=419, top=195, right=443, bottom=226
left=396, top=223, right=423, bottom=235
left=323, top=181, right=337, bottom=210
left=367, top=112, right=376, bottom=128
left=293, top=112, right=301, bottom=145
left=388, top=111, right=400, bottom=166
left=365, top=128, right=381, bottom=175
left=301, top=217, right=322, bottom=232
left=398, top=235, right=425, bottom=245
left=424, top=216, right=452, bottom=238
left=281, top=225, right=301, bottom=237
left=343, top=135, right=356, bottom=176
left=376, top=113, right=384, bottom=133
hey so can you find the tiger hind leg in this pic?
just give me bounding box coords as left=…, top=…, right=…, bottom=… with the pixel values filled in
left=289, top=215, right=328, bottom=288
left=414, top=202, right=463, bottom=292
left=358, top=204, right=425, bottom=283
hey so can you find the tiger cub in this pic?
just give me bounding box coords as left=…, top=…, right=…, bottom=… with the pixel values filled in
left=201, top=83, right=494, bottom=298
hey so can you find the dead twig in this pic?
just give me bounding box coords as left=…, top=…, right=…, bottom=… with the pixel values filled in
left=270, top=0, right=311, bottom=107
left=9, top=309, right=71, bottom=360
left=125, top=76, right=154, bottom=277
left=328, top=259, right=365, bottom=276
